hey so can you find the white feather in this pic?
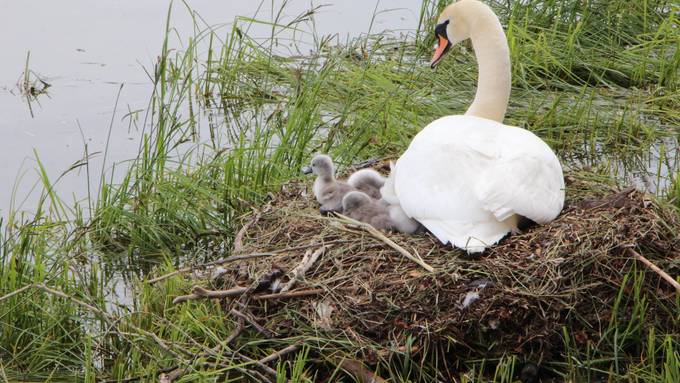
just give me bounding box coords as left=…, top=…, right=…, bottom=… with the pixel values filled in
left=393, top=115, right=564, bottom=252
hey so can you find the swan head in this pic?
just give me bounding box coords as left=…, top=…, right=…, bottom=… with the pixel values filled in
left=342, top=191, right=371, bottom=212
left=307, top=154, right=334, bottom=178
left=431, top=1, right=476, bottom=68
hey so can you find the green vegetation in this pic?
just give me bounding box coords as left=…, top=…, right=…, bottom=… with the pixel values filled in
left=1, top=0, right=678, bottom=381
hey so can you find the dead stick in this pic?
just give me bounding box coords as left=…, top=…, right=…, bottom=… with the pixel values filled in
left=148, top=240, right=349, bottom=285
left=148, top=253, right=274, bottom=284
left=146, top=239, right=348, bottom=283
left=159, top=367, right=187, bottom=383
left=336, top=358, right=388, bottom=383
left=31, top=284, right=182, bottom=359
left=252, top=288, right=331, bottom=300
left=172, top=286, right=249, bottom=304
left=0, top=283, right=35, bottom=303
left=224, top=318, right=244, bottom=345
left=280, top=246, right=328, bottom=293
left=336, top=215, right=434, bottom=273
left=627, top=248, right=680, bottom=293
left=173, top=286, right=340, bottom=305
left=258, top=344, right=301, bottom=364
left=230, top=309, right=277, bottom=338
left=238, top=353, right=279, bottom=378
left=234, top=207, right=267, bottom=254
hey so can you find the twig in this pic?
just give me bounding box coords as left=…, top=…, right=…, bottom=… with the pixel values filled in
left=172, top=286, right=249, bottom=304
left=238, top=353, right=279, bottom=379
left=336, top=215, right=434, bottom=273
left=30, top=284, right=183, bottom=359
left=102, top=366, right=178, bottom=383
left=159, top=368, right=187, bottom=383
left=626, top=247, right=680, bottom=293
left=0, top=283, right=35, bottom=303
left=148, top=252, right=275, bottom=284
left=243, top=368, right=275, bottom=383
left=160, top=361, right=273, bottom=383
left=253, top=288, right=334, bottom=300
left=335, top=358, right=388, bottom=383
left=279, top=245, right=328, bottom=293
left=148, top=240, right=350, bottom=285
left=230, top=309, right=277, bottom=338
left=158, top=318, right=251, bottom=383
left=172, top=286, right=341, bottom=305
left=234, top=206, right=267, bottom=254
left=224, top=318, right=245, bottom=345
left=258, top=344, right=301, bottom=364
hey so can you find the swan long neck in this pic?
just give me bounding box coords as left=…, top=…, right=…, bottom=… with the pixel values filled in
left=463, top=7, right=511, bottom=123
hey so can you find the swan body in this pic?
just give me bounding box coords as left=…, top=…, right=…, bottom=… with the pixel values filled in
left=386, top=0, right=565, bottom=252
left=347, top=168, right=385, bottom=200
left=387, top=203, right=421, bottom=234
left=390, top=115, right=564, bottom=251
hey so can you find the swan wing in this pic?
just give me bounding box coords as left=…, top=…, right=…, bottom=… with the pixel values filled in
left=473, top=127, right=565, bottom=223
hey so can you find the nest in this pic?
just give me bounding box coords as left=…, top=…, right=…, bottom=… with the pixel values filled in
left=181, top=170, right=680, bottom=366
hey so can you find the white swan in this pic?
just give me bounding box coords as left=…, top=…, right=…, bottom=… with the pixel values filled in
left=383, top=0, right=565, bottom=252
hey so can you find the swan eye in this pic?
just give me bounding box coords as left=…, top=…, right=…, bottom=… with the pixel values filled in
left=434, top=19, right=450, bottom=40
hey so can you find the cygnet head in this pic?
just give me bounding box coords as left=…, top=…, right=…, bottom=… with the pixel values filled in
left=310, top=154, right=334, bottom=178
left=342, top=191, right=371, bottom=212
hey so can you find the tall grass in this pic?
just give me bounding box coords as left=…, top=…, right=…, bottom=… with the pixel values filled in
left=0, top=0, right=678, bottom=381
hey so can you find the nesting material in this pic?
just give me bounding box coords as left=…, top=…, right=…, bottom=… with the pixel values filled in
left=180, top=171, right=680, bottom=360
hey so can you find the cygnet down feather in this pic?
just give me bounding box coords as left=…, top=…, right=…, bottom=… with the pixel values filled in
left=342, top=191, right=420, bottom=234
left=347, top=168, right=385, bottom=200
left=306, top=154, right=355, bottom=214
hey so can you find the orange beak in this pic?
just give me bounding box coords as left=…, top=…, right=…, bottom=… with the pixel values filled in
left=431, top=35, right=451, bottom=68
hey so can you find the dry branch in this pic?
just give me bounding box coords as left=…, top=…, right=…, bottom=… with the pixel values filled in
left=172, top=286, right=249, bottom=304
left=234, top=205, right=269, bottom=254
left=30, top=284, right=184, bottom=360
left=279, top=245, right=328, bottom=293
left=0, top=283, right=35, bottom=303
left=252, top=288, right=335, bottom=300
left=259, top=344, right=301, bottom=364
left=627, top=247, right=680, bottom=293
left=230, top=309, right=277, bottom=338
left=148, top=252, right=274, bottom=284
left=336, top=358, right=388, bottom=383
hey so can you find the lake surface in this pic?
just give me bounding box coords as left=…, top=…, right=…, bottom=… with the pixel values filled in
left=0, top=0, right=422, bottom=218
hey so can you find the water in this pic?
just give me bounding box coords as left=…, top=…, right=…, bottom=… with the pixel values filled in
left=0, top=0, right=423, bottom=218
